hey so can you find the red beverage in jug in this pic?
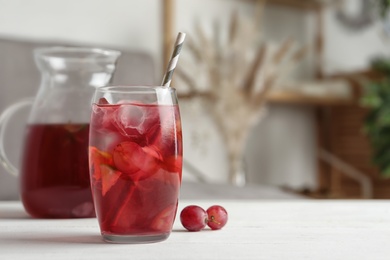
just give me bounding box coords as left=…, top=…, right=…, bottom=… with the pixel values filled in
left=20, top=123, right=95, bottom=218
left=89, top=102, right=182, bottom=236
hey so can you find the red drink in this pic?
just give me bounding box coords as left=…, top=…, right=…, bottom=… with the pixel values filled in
left=20, top=123, right=95, bottom=218
left=89, top=102, right=182, bottom=240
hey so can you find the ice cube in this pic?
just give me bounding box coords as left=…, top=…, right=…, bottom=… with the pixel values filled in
left=145, top=123, right=161, bottom=145
left=91, top=104, right=118, bottom=133
left=146, top=106, right=179, bottom=157
left=113, top=104, right=160, bottom=138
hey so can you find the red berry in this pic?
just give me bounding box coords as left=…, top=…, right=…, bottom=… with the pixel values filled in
left=180, top=205, right=208, bottom=231
left=206, top=205, right=228, bottom=230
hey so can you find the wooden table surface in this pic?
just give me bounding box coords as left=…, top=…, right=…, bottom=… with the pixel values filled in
left=1, top=200, right=390, bottom=259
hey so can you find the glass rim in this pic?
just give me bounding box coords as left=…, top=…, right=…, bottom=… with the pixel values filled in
left=96, top=85, right=177, bottom=94
left=34, top=46, right=121, bottom=61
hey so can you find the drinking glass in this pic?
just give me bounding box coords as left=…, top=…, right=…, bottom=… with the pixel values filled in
left=89, top=86, right=183, bottom=243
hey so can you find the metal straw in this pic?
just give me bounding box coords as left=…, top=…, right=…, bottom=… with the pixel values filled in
left=161, top=32, right=186, bottom=87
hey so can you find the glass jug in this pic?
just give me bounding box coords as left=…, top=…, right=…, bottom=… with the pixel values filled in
left=0, top=47, right=121, bottom=218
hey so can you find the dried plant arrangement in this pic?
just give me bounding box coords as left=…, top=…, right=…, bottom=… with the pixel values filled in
left=176, top=3, right=307, bottom=185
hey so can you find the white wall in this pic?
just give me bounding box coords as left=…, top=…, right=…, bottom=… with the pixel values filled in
left=0, top=0, right=386, bottom=189
left=323, top=0, right=390, bottom=74
left=0, top=0, right=162, bottom=71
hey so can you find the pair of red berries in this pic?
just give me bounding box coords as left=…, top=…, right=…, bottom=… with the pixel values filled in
left=180, top=205, right=228, bottom=231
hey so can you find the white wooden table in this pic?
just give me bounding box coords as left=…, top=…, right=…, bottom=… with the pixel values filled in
left=1, top=200, right=390, bottom=259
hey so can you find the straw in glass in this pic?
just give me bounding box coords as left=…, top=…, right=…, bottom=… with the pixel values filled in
left=161, top=32, right=186, bottom=87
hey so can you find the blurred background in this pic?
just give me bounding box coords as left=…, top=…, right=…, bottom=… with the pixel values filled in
left=0, top=0, right=390, bottom=200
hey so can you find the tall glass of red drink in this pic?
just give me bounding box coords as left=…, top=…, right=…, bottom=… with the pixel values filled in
left=89, top=86, right=183, bottom=243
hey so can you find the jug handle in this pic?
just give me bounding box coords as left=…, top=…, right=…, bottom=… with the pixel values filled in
left=0, top=98, right=34, bottom=177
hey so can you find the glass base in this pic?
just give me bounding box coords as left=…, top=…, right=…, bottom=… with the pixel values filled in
left=102, top=232, right=170, bottom=244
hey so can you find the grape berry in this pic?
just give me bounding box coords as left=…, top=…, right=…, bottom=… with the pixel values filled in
left=180, top=205, right=208, bottom=231
left=206, top=205, right=228, bottom=230
left=180, top=205, right=228, bottom=231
